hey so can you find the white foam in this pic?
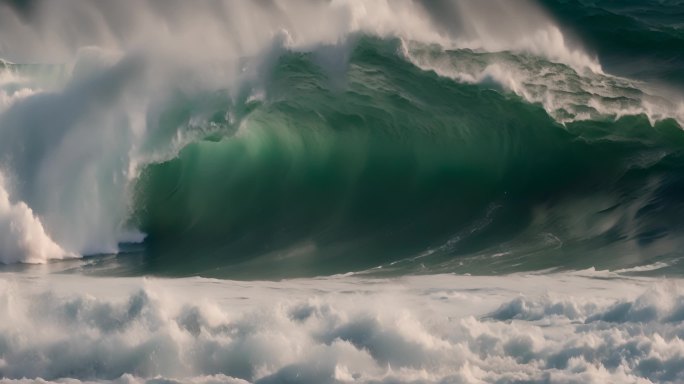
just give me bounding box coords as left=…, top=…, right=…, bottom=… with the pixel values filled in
left=0, top=272, right=679, bottom=383
left=0, top=173, right=73, bottom=263
left=614, top=262, right=673, bottom=274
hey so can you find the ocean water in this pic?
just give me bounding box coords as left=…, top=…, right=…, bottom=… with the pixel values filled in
left=0, top=0, right=683, bottom=382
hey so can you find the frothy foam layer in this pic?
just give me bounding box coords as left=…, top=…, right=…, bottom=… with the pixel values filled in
left=0, top=273, right=681, bottom=383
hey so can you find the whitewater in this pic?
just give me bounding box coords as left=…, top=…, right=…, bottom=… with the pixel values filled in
left=0, top=270, right=682, bottom=383
left=1, top=0, right=684, bottom=382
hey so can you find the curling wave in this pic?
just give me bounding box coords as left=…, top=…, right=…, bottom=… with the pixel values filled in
left=131, top=38, right=684, bottom=278
left=0, top=0, right=682, bottom=278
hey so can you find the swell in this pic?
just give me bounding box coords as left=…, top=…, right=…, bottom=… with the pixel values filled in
left=131, top=39, right=684, bottom=278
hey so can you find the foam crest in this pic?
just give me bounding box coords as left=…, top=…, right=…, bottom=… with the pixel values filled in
left=404, top=43, right=684, bottom=126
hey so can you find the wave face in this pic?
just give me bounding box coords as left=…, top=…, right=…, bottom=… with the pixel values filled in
left=0, top=0, right=683, bottom=277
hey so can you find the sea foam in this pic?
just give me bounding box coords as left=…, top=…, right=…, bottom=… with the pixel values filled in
left=0, top=272, right=681, bottom=383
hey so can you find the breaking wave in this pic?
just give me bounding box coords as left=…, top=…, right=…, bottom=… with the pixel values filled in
left=0, top=0, right=682, bottom=277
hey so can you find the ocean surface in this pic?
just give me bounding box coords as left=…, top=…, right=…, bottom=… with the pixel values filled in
left=0, top=0, right=683, bottom=382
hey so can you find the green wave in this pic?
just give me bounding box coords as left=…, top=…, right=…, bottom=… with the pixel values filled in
left=130, top=38, right=684, bottom=278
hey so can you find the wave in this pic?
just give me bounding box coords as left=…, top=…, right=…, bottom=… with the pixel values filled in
left=126, top=38, right=684, bottom=278
left=0, top=1, right=683, bottom=277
